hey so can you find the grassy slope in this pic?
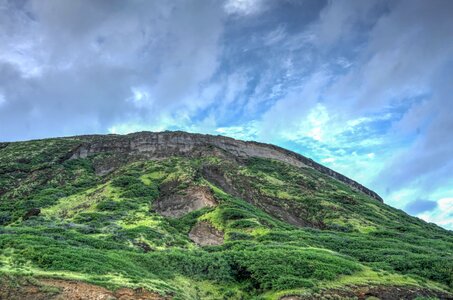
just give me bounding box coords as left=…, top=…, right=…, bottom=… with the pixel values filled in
left=0, top=137, right=452, bottom=299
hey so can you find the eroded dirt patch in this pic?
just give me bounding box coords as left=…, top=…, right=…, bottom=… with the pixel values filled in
left=0, top=276, right=169, bottom=300
left=280, top=285, right=453, bottom=300
left=153, top=185, right=217, bottom=218
left=189, top=221, right=224, bottom=246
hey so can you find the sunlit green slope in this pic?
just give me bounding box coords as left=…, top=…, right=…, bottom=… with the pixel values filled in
left=0, top=134, right=452, bottom=299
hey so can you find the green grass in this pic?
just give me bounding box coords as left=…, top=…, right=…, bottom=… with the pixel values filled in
left=0, top=137, right=452, bottom=298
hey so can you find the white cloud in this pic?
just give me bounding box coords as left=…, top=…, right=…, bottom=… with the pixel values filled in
left=384, top=183, right=453, bottom=230
left=418, top=198, right=453, bottom=230
left=259, top=71, right=331, bottom=141
left=224, top=0, right=265, bottom=15
left=367, top=153, right=375, bottom=159
left=275, top=103, right=331, bottom=143
left=321, top=157, right=335, bottom=163
left=215, top=121, right=259, bottom=141
left=128, top=87, right=152, bottom=108
left=306, top=104, right=330, bottom=141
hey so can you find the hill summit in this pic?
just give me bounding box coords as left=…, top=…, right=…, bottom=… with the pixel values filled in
left=0, top=131, right=452, bottom=299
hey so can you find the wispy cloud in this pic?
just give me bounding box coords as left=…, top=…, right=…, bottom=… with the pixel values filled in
left=223, top=0, right=267, bottom=16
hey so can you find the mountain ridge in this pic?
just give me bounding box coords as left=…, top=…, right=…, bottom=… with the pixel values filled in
left=18, top=130, right=381, bottom=202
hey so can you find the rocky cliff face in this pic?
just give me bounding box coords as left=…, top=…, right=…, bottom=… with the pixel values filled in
left=68, top=131, right=383, bottom=202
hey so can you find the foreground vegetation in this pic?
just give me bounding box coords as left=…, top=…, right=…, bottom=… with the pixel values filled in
left=0, top=136, right=452, bottom=299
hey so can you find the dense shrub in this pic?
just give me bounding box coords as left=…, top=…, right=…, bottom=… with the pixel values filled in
left=227, top=247, right=361, bottom=291
left=121, top=183, right=158, bottom=199
left=111, top=175, right=142, bottom=188
left=227, top=232, right=253, bottom=241
left=1, top=145, right=453, bottom=297
left=0, top=212, right=12, bottom=225
left=228, top=219, right=260, bottom=229
left=96, top=199, right=121, bottom=211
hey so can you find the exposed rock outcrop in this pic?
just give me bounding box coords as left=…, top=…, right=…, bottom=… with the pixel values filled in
left=68, top=131, right=383, bottom=202
left=201, top=164, right=325, bottom=228
left=153, top=185, right=217, bottom=218
left=201, top=165, right=239, bottom=197
left=189, top=221, right=224, bottom=246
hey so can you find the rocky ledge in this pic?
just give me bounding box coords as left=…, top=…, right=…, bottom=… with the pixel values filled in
left=68, top=131, right=383, bottom=202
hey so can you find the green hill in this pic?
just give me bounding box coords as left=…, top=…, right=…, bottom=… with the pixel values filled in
left=0, top=132, right=452, bottom=299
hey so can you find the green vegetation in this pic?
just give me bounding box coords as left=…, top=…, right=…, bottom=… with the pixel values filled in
left=0, top=136, right=452, bottom=299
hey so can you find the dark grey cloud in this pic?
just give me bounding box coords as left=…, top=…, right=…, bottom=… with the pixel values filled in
left=405, top=199, right=438, bottom=215
left=324, top=0, right=453, bottom=113
left=375, top=67, right=453, bottom=194
left=0, top=0, right=224, bottom=141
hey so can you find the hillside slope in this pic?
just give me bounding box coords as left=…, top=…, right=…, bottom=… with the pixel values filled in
left=0, top=131, right=452, bottom=300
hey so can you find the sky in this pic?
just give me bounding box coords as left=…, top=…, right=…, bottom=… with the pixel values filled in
left=0, top=0, right=452, bottom=229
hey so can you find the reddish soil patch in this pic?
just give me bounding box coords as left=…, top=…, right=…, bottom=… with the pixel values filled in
left=280, top=285, right=453, bottom=300
left=0, top=276, right=170, bottom=300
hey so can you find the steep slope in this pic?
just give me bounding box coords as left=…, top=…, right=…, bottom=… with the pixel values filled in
left=0, top=131, right=452, bottom=300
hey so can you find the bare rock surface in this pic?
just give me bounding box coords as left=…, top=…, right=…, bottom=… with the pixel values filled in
left=201, top=164, right=325, bottom=228
left=154, top=185, right=217, bottom=218
left=189, top=221, right=224, bottom=246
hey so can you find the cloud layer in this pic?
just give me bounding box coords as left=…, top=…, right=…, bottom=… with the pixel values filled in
left=1, top=0, right=452, bottom=229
